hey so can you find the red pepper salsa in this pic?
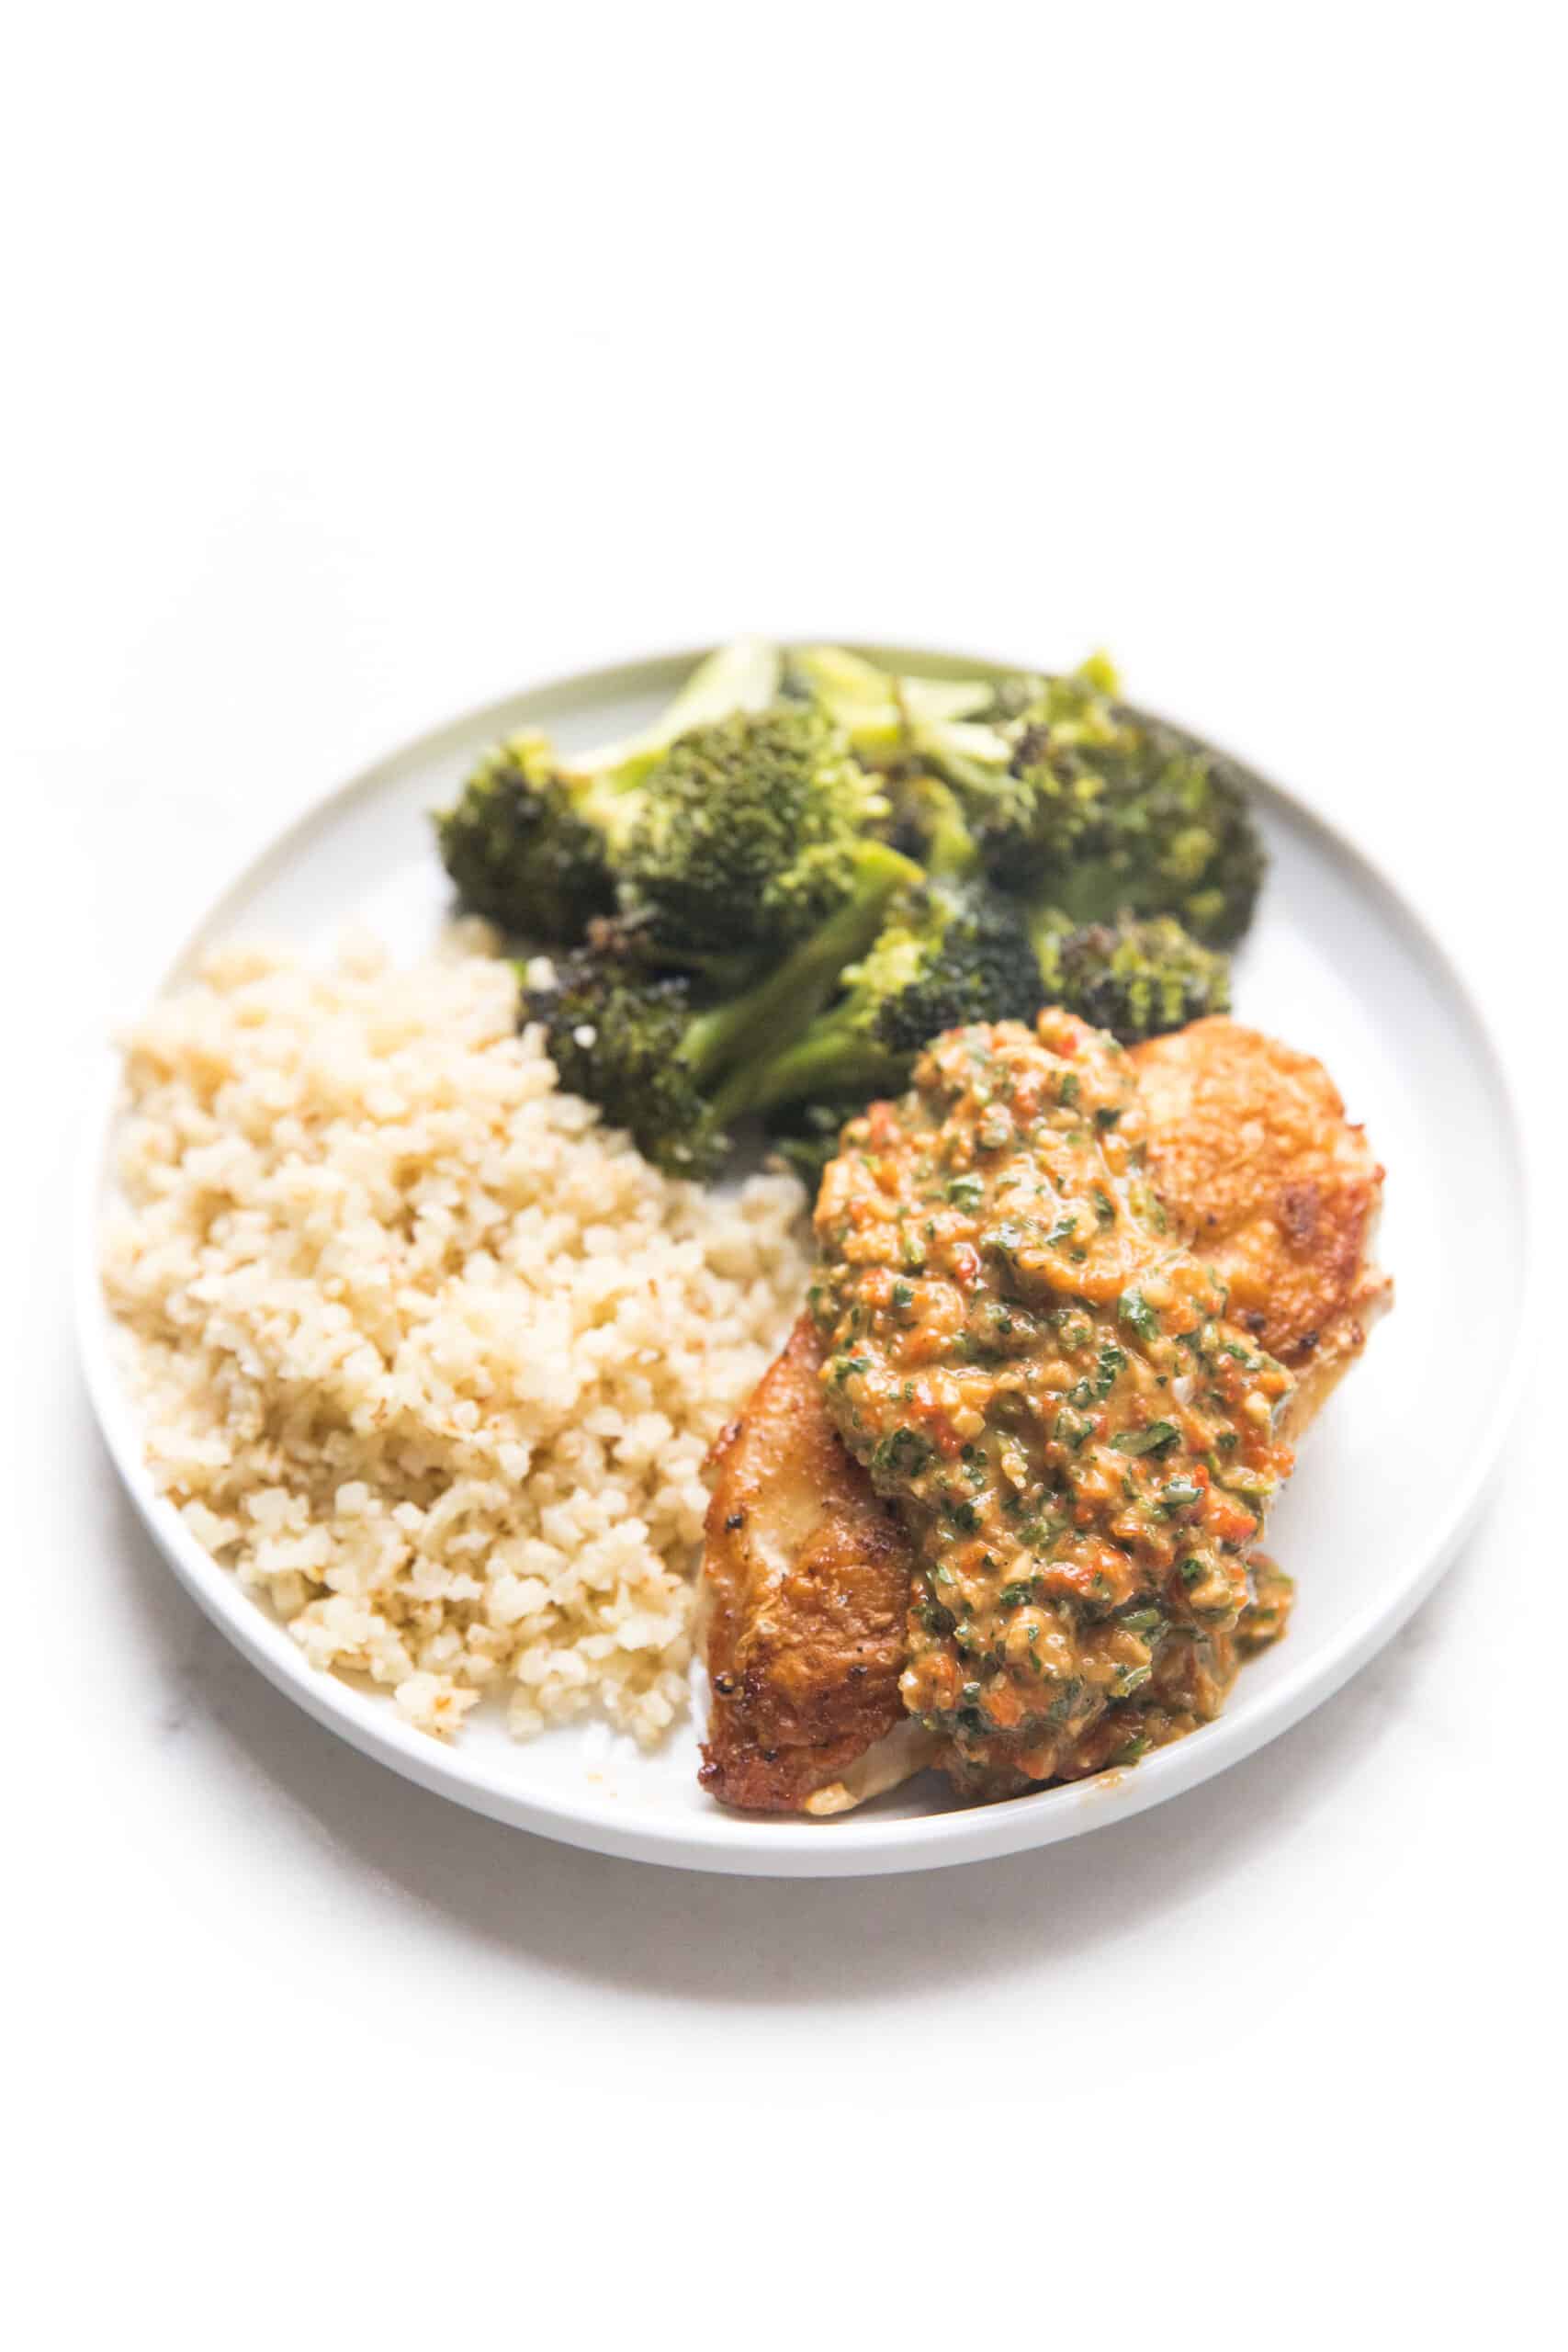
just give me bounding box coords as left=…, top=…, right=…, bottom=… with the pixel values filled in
left=811, top=1012, right=1296, bottom=1796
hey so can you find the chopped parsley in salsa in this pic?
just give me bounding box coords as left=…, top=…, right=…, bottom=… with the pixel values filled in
left=812, top=1011, right=1297, bottom=1797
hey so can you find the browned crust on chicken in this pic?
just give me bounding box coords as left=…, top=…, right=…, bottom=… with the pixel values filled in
left=1131, top=1019, right=1393, bottom=1431
left=698, top=1314, right=910, bottom=1812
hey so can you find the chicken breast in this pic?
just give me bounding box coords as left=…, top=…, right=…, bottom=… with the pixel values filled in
left=698, top=1315, right=925, bottom=1815
left=702, top=1019, right=1389, bottom=1814
left=1130, top=1019, right=1392, bottom=1432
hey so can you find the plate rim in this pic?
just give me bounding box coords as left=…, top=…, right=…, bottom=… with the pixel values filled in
left=74, top=641, right=1537, bottom=1877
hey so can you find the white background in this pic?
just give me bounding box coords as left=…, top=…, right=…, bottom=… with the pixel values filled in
left=4, top=6, right=1561, bottom=2343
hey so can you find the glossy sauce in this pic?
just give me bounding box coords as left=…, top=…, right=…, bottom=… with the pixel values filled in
left=812, top=1012, right=1296, bottom=1797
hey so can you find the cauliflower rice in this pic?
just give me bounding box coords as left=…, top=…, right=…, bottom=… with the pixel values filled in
left=102, top=932, right=810, bottom=1743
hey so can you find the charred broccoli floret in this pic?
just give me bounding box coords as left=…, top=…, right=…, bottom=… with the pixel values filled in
left=1032, top=910, right=1232, bottom=1042
left=833, top=649, right=1265, bottom=947
left=618, top=704, right=889, bottom=964
left=1035, top=717, right=1265, bottom=946
left=926, top=659, right=1134, bottom=881
left=434, top=731, right=629, bottom=943
left=879, top=770, right=983, bottom=879
left=523, top=947, right=729, bottom=1180
left=747, top=878, right=1045, bottom=1116
left=863, top=883, right=1048, bottom=1057
left=524, top=840, right=920, bottom=1175
left=434, top=640, right=784, bottom=946
left=443, top=638, right=1265, bottom=1190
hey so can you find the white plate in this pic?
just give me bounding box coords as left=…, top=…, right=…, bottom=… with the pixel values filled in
left=76, top=646, right=1531, bottom=1876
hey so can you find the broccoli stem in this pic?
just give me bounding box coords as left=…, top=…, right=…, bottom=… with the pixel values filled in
left=742, top=1022, right=903, bottom=1117
left=562, top=639, right=783, bottom=786
left=918, top=779, right=983, bottom=881
left=693, top=841, right=920, bottom=1114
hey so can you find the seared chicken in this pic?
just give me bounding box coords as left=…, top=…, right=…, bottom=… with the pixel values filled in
left=701, top=1017, right=1389, bottom=1814
left=699, top=1315, right=926, bottom=1814
left=1131, top=1020, right=1392, bottom=1432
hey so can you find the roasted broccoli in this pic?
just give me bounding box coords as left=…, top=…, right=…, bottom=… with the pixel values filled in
left=879, top=770, right=983, bottom=879
left=917, top=660, right=1134, bottom=882
left=434, top=731, right=630, bottom=943
left=438, top=637, right=1266, bottom=1190
left=1032, top=910, right=1232, bottom=1042
left=559, top=637, right=782, bottom=789
left=522, top=841, right=919, bottom=1175
left=1033, top=718, right=1265, bottom=945
left=746, top=878, right=1045, bottom=1117
left=617, top=704, right=890, bottom=965
left=434, top=640, right=784, bottom=944
left=523, top=947, right=730, bottom=1180
left=952, top=667, right=1263, bottom=945
left=796, top=648, right=1265, bottom=947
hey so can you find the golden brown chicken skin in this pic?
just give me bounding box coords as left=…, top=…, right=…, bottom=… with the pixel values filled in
left=698, top=1315, right=917, bottom=1814
left=1130, top=1019, right=1392, bottom=1431
left=701, top=1018, right=1388, bottom=1815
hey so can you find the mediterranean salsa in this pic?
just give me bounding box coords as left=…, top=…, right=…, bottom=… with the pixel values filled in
left=810, top=1011, right=1297, bottom=1798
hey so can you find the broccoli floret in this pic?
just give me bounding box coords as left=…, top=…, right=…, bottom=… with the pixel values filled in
left=747, top=879, right=1045, bottom=1116
left=618, top=704, right=890, bottom=962
left=927, top=662, right=1135, bottom=880
left=976, top=651, right=1123, bottom=735
left=1038, top=718, right=1265, bottom=945
left=787, top=646, right=1264, bottom=944
left=524, top=842, right=920, bottom=1176
left=879, top=770, right=983, bottom=879
left=1033, top=911, right=1232, bottom=1043
left=434, top=731, right=629, bottom=943
left=559, top=638, right=782, bottom=788
left=434, top=641, right=784, bottom=946
left=463, top=641, right=1257, bottom=1184
left=868, top=651, right=1264, bottom=947
left=523, top=948, right=729, bottom=1180
left=868, top=883, right=1046, bottom=1056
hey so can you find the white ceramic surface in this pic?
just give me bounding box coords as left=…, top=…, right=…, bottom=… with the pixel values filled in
left=75, top=647, right=1531, bottom=1876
